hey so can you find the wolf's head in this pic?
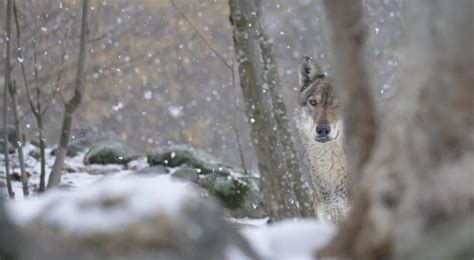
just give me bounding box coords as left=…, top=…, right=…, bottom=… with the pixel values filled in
left=296, top=56, right=342, bottom=143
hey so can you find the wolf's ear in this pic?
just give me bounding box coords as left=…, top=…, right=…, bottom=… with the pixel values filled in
left=299, top=56, right=324, bottom=91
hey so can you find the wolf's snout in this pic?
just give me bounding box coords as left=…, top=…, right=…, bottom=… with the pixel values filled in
left=316, top=124, right=331, bottom=137
left=316, top=124, right=331, bottom=138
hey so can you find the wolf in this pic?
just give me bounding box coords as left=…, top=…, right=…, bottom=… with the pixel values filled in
left=294, top=56, right=351, bottom=223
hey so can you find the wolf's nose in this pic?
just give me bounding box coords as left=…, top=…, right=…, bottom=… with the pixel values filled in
left=316, top=124, right=331, bottom=137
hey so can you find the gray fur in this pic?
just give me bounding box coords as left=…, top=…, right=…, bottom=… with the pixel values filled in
left=294, top=56, right=351, bottom=223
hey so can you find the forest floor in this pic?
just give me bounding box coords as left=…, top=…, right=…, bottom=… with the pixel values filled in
left=1, top=142, right=335, bottom=260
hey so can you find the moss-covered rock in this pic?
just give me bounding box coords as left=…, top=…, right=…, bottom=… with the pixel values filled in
left=14, top=177, right=259, bottom=260
left=147, top=144, right=242, bottom=175
left=191, top=170, right=265, bottom=218
left=210, top=177, right=249, bottom=210
left=51, top=125, right=120, bottom=157
left=134, top=165, right=169, bottom=176
left=171, top=166, right=199, bottom=182
left=83, top=140, right=134, bottom=165
left=147, top=144, right=266, bottom=218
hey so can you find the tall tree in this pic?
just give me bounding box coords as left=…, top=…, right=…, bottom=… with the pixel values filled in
left=47, top=0, right=90, bottom=188
left=229, top=0, right=314, bottom=220
left=318, top=0, right=474, bottom=258
left=7, top=80, right=29, bottom=196
left=2, top=0, right=15, bottom=199
left=13, top=2, right=66, bottom=192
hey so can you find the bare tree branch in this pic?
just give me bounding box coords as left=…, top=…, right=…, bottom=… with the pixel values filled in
left=170, top=0, right=233, bottom=70
left=13, top=0, right=40, bottom=118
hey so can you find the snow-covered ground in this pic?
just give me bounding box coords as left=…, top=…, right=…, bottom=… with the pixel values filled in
left=242, top=219, right=335, bottom=260
left=1, top=142, right=335, bottom=259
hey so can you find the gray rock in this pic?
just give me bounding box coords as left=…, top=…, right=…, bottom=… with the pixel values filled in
left=83, top=140, right=134, bottom=165
left=13, top=177, right=260, bottom=260
left=230, top=177, right=266, bottom=219
left=186, top=169, right=265, bottom=219
left=51, top=125, right=120, bottom=157
left=171, top=166, right=199, bottom=182
left=147, top=144, right=241, bottom=175
left=134, top=165, right=169, bottom=175
left=209, top=175, right=265, bottom=219
left=148, top=145, right=266, bottom=219
left=210, top=177, right=249, bottom=210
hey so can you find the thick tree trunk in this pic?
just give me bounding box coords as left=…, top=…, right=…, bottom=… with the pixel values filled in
left=259, top=32, right=314, bottom=217
left=318, top=0, right=474, bottom=258
left=2, top=0, right=14, bottom=199
left=47, top=0, right=90, bottom=189
left=47, top=106, right=73, bottom=188
left=321, top=0, right=377, bottom=182
left=229, top=0, right=314, bottom=220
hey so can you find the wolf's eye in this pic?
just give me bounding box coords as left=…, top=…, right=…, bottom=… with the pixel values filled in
left=308, top=99, right=318, bottom=106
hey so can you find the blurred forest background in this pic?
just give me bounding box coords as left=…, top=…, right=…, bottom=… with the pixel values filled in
left=0, top=0, right=403, bottom=168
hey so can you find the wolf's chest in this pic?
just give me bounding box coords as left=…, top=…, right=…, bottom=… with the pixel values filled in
left=306, top=141, right=347, bottom=180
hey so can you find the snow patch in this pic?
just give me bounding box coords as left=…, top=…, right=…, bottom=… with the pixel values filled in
left=6, top=175, right=195, bottom=234
left=241, top=219, right=336, bottom=260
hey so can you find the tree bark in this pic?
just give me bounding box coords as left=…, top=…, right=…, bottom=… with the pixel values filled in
left=38, top=116, right=46, bottom=192
left=47, top=0, right=90, bottom=189
left=318, top=0, right=474, bottom=258
left=229, top=0, right=314, bottom=220
left=322, top=0, right=377, bottom=183
left=8, top=81, right=29, bottom=196
left=2, top=0, right=14, bottom=199
left=259, top=30, right=314, bottom=217
left=13, top=2, right=65, bottom=191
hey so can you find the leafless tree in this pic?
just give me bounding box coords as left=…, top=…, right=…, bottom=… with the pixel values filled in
left=7, top=80, right=29, bottom=196
left=229, top=0, right=314, bottom=220
left=47, top=0, right=90, bottom=188
left=13, top=2, right=66, bottom=192
left=317, top=0, right=474, bottom=258
left=2, top=0, right=15, bottom=199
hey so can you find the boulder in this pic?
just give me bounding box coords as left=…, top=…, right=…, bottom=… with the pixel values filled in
left=207, top=175, right=265, bottom=219
left=171, top=166, right=199, bottom=182
left=211, top=177, right=249, bottom=210
left=148, top=145, right=266, bottom=219
left=134, top=165, right=169, bottom=176
left=173, top=166, right=265, bottom=219
left=51, top=125, right=119, bottom=157
left=7, top=176, right=260, bottom=260
left=147, top=144, right=241, bottom=175
left=83, top=140, right=134, bottom=165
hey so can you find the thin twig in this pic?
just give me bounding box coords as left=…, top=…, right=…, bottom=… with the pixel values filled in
left=88, top=29, right=112, bottom=42
left=42, top=26, right=71, bottom=115
left=13, top=0, right=39, bottom=118
left=169, top=0, right=233, bottom=70
left=169, top=0, right=249, bottom=174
